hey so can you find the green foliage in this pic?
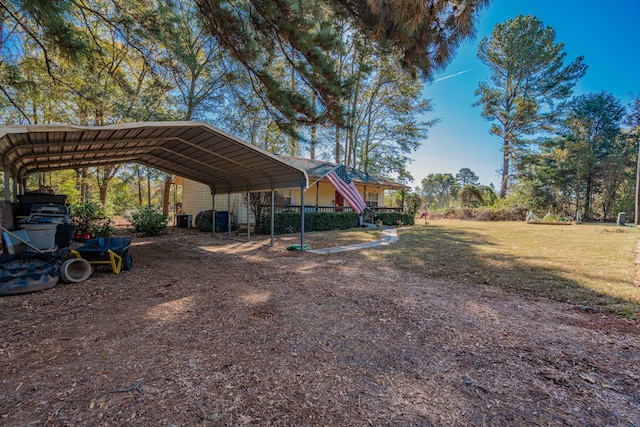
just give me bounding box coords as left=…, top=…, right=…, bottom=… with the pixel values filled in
left=106, top=178, right=136, bottom=216
left=421, top=173, right=457, bottom=208
left=261, top=212, right=360, bottom=234
left=456, top=168, right=479, bottom=186
left=130, top=206, right=168, bottom=236
left=528, top=92, right=632, bottom=221
left=197, top=0, right=486, bottom=131
left=432, top=194, right=529, bottom=221
left=457, top=205, right=529, bottom=221
left=457, top=184, right=498, bottom=208
left=404, top=192, right=423, bottom=217
left=200, top=217, right=213, bottom=232
left=476, top=14, right=587, bottom=198
left=375, top=212, right=414, bottom=226
left=458, top=185, right=484, bottom=208
left=70, top=201, right=115, bottom=238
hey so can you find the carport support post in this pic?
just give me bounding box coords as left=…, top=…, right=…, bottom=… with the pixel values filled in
left=211, top=193, right=216, bottom=237
left=271, top=189, right=275, bottom=247
left=300, top=181, right=305, bottom=251
left=3, top=171, right=9, bottom=201
left=227, top=195, right=232, bottom=239
left=246, top=191, right=250, bottom=242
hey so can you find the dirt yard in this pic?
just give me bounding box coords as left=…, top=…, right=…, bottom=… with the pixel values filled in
left=1, top=226, right=639, bottom=426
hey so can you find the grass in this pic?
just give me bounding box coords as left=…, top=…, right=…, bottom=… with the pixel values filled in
left=359, top=219, right=640, bottom=320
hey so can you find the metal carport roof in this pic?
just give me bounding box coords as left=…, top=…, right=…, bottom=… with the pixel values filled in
left=0, top=121, right=308, bottom=195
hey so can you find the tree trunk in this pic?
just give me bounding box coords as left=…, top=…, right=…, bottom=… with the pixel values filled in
left=147, top=168, right=151, bottom=207
left=584, top=175, right=592, bottom=220
left=162, top=177, right=172, bottom=217
left=310, top=94, right=316, bottom=160
left=99, top=185, right=108, bottom=206
left=81, top=168, right=88, bottom=203
left=135, top=166, right=143, bottom=206
left=500, top=139, right=510, bottom=198
left=335, top=124, right=341, bottom=164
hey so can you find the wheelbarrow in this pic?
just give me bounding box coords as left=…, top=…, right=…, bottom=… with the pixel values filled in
left=71, top=237, right=133, bottom=274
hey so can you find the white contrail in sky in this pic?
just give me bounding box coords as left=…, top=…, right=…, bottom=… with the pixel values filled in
left=432, top=69, right=473, bottom=82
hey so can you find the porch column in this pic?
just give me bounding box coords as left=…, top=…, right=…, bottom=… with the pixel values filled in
left=364, top=185, right=367, bottom=209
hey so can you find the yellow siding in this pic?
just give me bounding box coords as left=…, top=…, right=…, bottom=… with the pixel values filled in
left=181, top=179, right=251, bottom=224
left=290, top=181, right=384, bottom=208
left=182, top=179, right=212, bottom=215
left=181, top=178, right=386, bottom=224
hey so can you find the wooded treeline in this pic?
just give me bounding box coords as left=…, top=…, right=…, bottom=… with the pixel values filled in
left=1, top=0, right=492, bottom=214
left=419, top=15, right=640, bottom=222
left=1, top=3, right=638, bottom=222
left=420, top=92, right=640, bottom=222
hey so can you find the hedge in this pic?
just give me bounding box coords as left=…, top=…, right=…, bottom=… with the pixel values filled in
left=375, top=212, right=414, bottom=226
left=259, top=212, right=358, bottom=234
left=259, top=211, right=414, bottom=234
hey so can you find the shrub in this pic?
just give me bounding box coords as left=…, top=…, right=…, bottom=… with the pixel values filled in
left=260, top=211, right=360, bottom=234
left=130, top=206, right=168, bottom=236
left=375, top=212, right=414, bottom=226
left=70, top=201, right=115, bottom=238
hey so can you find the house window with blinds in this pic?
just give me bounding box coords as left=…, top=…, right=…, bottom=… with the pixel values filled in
left=365, top=192, right=379, bottom=207
left=283, top=190, right=293, bottom=206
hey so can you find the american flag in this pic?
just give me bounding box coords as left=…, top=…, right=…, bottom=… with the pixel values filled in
left=325, top=164, right=367, bottom=214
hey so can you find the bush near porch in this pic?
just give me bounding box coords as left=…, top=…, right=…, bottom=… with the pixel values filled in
left=375, top=212, right=415, bottom=226
left=260, top=212, right=358, bottom=234
left=259, top=211, right=414, bottom=234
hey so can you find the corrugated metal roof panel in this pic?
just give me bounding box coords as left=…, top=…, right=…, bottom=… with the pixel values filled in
left=0, top=121, right=308, bottom=194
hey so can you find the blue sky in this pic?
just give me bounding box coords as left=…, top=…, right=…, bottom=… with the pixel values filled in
left=407, top=0, right=640, bottom=188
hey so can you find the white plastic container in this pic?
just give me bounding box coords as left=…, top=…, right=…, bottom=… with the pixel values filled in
left=19, top=223, right=57, bottom=250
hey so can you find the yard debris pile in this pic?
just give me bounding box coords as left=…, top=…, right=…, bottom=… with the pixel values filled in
left=1, top=227, right=639, bottom=426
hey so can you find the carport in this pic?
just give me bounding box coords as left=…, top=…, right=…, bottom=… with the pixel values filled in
left=0, top=121, right=310, bottom=248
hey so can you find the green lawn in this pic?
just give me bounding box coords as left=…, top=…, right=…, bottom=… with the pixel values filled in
left=366, top=219, right=640, bottom=319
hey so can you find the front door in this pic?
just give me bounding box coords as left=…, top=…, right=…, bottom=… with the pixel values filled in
left=334, top=191, right=344, bottom=212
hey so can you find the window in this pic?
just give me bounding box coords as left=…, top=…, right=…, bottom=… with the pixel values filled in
left=365, top=191, right=378, bottom=207
left=283, top=190, right=293, bottom=206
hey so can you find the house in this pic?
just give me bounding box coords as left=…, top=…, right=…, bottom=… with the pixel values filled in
left=179, top=155, right=408, bottom=227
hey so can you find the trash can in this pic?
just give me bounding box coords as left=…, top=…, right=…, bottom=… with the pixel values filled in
left=55, top=223, right=75, bottom=248
left=19, top=223, right=57, bottom=250
left=177, top=214, right=192, bottom=228
left=617, top=212, right=626, bottom=226
left=214, top=211, right=229, bottom=232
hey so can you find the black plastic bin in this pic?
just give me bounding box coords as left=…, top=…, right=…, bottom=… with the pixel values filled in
left=55, top=223, right=75, bottom=248
left=214, top=211, right=229, bottom=232
left=17, top=193, right=67, bottom=216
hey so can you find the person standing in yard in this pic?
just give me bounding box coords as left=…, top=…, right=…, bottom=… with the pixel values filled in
left=420, top=204, right=429, bottom=225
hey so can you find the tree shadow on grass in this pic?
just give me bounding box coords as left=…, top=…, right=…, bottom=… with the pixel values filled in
left=370, top=223, right=640, bottom=319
